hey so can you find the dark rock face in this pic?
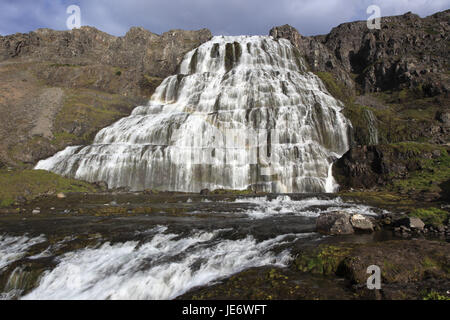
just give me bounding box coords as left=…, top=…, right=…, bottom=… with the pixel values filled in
left=270, top=10, right=449, bottom=96
left=333, top=143, right=448, bottom=192
left=316, top=211, right=355, bottom=235
left=270, top=24, right=354, bottom=92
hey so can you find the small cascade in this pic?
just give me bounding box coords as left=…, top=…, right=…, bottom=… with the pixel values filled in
left=363, top=108, right=379, bottom=145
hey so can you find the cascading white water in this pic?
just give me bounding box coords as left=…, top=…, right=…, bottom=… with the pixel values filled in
left=35, top=35, right=350, bottom=193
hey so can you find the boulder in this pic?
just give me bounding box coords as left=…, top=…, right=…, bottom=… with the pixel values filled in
left=200, top=189, right=210, bottom=195
left=395, top=216, right=425, bottom=230
left=95, top=181, right=109, bottom=190
left=350, top=214, right=374, bottom=232
left=56, top=192, right=66, bottom=199
left=316, top=211, right=354, bottom=235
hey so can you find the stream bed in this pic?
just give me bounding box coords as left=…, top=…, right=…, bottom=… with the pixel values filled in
left=0, top=193, right=395, bottom=299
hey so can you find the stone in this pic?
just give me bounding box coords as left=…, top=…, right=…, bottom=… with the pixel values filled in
left=350, top=214, right=374, bottom=232
left=395, top=217, right=425, bottom=230
left=270, top=10, right=449, bottom=96
left=200, top=189, right=210, bottom=195
left=316, top=211, right=354, bottom=235
left=32, top=209, right=40, bottom=214
left=333, top=144, right=447, bottom=192
left=95, top=181, right=109, bottom=190
left=56, top=192, right=66, bottom=199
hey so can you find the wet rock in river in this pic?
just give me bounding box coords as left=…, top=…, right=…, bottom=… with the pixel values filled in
left=316, top=211, right=354, bottom=235
left=350, top=214, right=374, bottom=232
left=394, top=216, right=425, bottom=231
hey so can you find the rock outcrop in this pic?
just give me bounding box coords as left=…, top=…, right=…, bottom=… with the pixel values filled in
left=316, top=211, right=355, bottom=235
left=270, top=10, right=449, bottom=96
left=0, top=26, right=212, bottom=79
left=0, top=26, right=211, bottom=166
left=333, top=142, right=450, bottom=200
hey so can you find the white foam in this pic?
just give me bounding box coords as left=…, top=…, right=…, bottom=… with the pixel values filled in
left=233, top=196, right=380, bottom=219
left=0, top=234, right=46, bottom=271
left=22, top=229, right=307, bottom=300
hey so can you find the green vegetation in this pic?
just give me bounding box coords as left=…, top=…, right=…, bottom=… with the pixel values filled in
left=410, top=207, right=449, bottom=227
left=0, top=169, right=98, bottom=208
left=138, top=75, right=163, bottom=97
left=293, top=244, right=353, bottom=276
left=390, top=144, right=450, bottom=194
left=315, top=71, right=444, bottom=146
left=49, top=63, right=80, bottom=68
left=424, top=27, right=439, bottom=36
left=315, top=71, right=351, bottom=104
left=315, top=71, right=376, bottom=145
left=423, top=290, right=450, bottom=300
left=339, top=191, right=414, bottom=210
left=52, top=88, right=134, bottom=146
left=210, top=188, right=257, bottom=195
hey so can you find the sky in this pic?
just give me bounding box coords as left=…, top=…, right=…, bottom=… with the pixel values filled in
left=1, top=0, right=449, bottom=37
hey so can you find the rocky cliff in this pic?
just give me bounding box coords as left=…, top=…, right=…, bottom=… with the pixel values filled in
left=270, top=10, right=449, bottom=96
left=0, top=26, right=211, bottom=165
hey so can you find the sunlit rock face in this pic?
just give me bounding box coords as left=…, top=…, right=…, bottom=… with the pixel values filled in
left=35, top=36, right=351, bottom=193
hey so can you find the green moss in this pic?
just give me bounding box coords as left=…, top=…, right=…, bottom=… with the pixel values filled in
left=294, top=245, right=353, bottom=276
left=390, top=142, right=442, bottom=155
left=315, top=72, right=350, bottom=104
left=210, top=188, right=256, bottom=195
left=410, top=208, right=449, bottom=227
left=423, top=290, right=450, bottom=300
left=0, top=198, right=14, bottom=207
left=0, top=169, right=99, bottom=208
left=339, top=191, right=413, bottom=208
left=390, top=146, right=450, bottom=194
left=51, top=89, right=135, bottom=146
left=51, top=132, right=78, bottom=147
left=424, top=28, right=439, bottom=35
left=138, top=75, right=163, bottom=97
left=49, top=63, right=80, bottom=68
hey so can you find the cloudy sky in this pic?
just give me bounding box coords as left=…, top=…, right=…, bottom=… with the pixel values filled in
left=1, top=0, right=449, bottom=36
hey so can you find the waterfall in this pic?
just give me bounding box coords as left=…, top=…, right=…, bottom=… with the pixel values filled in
left=35, top=36, right=350, bottom=193
left=363, top=108, right=379, bottom=145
